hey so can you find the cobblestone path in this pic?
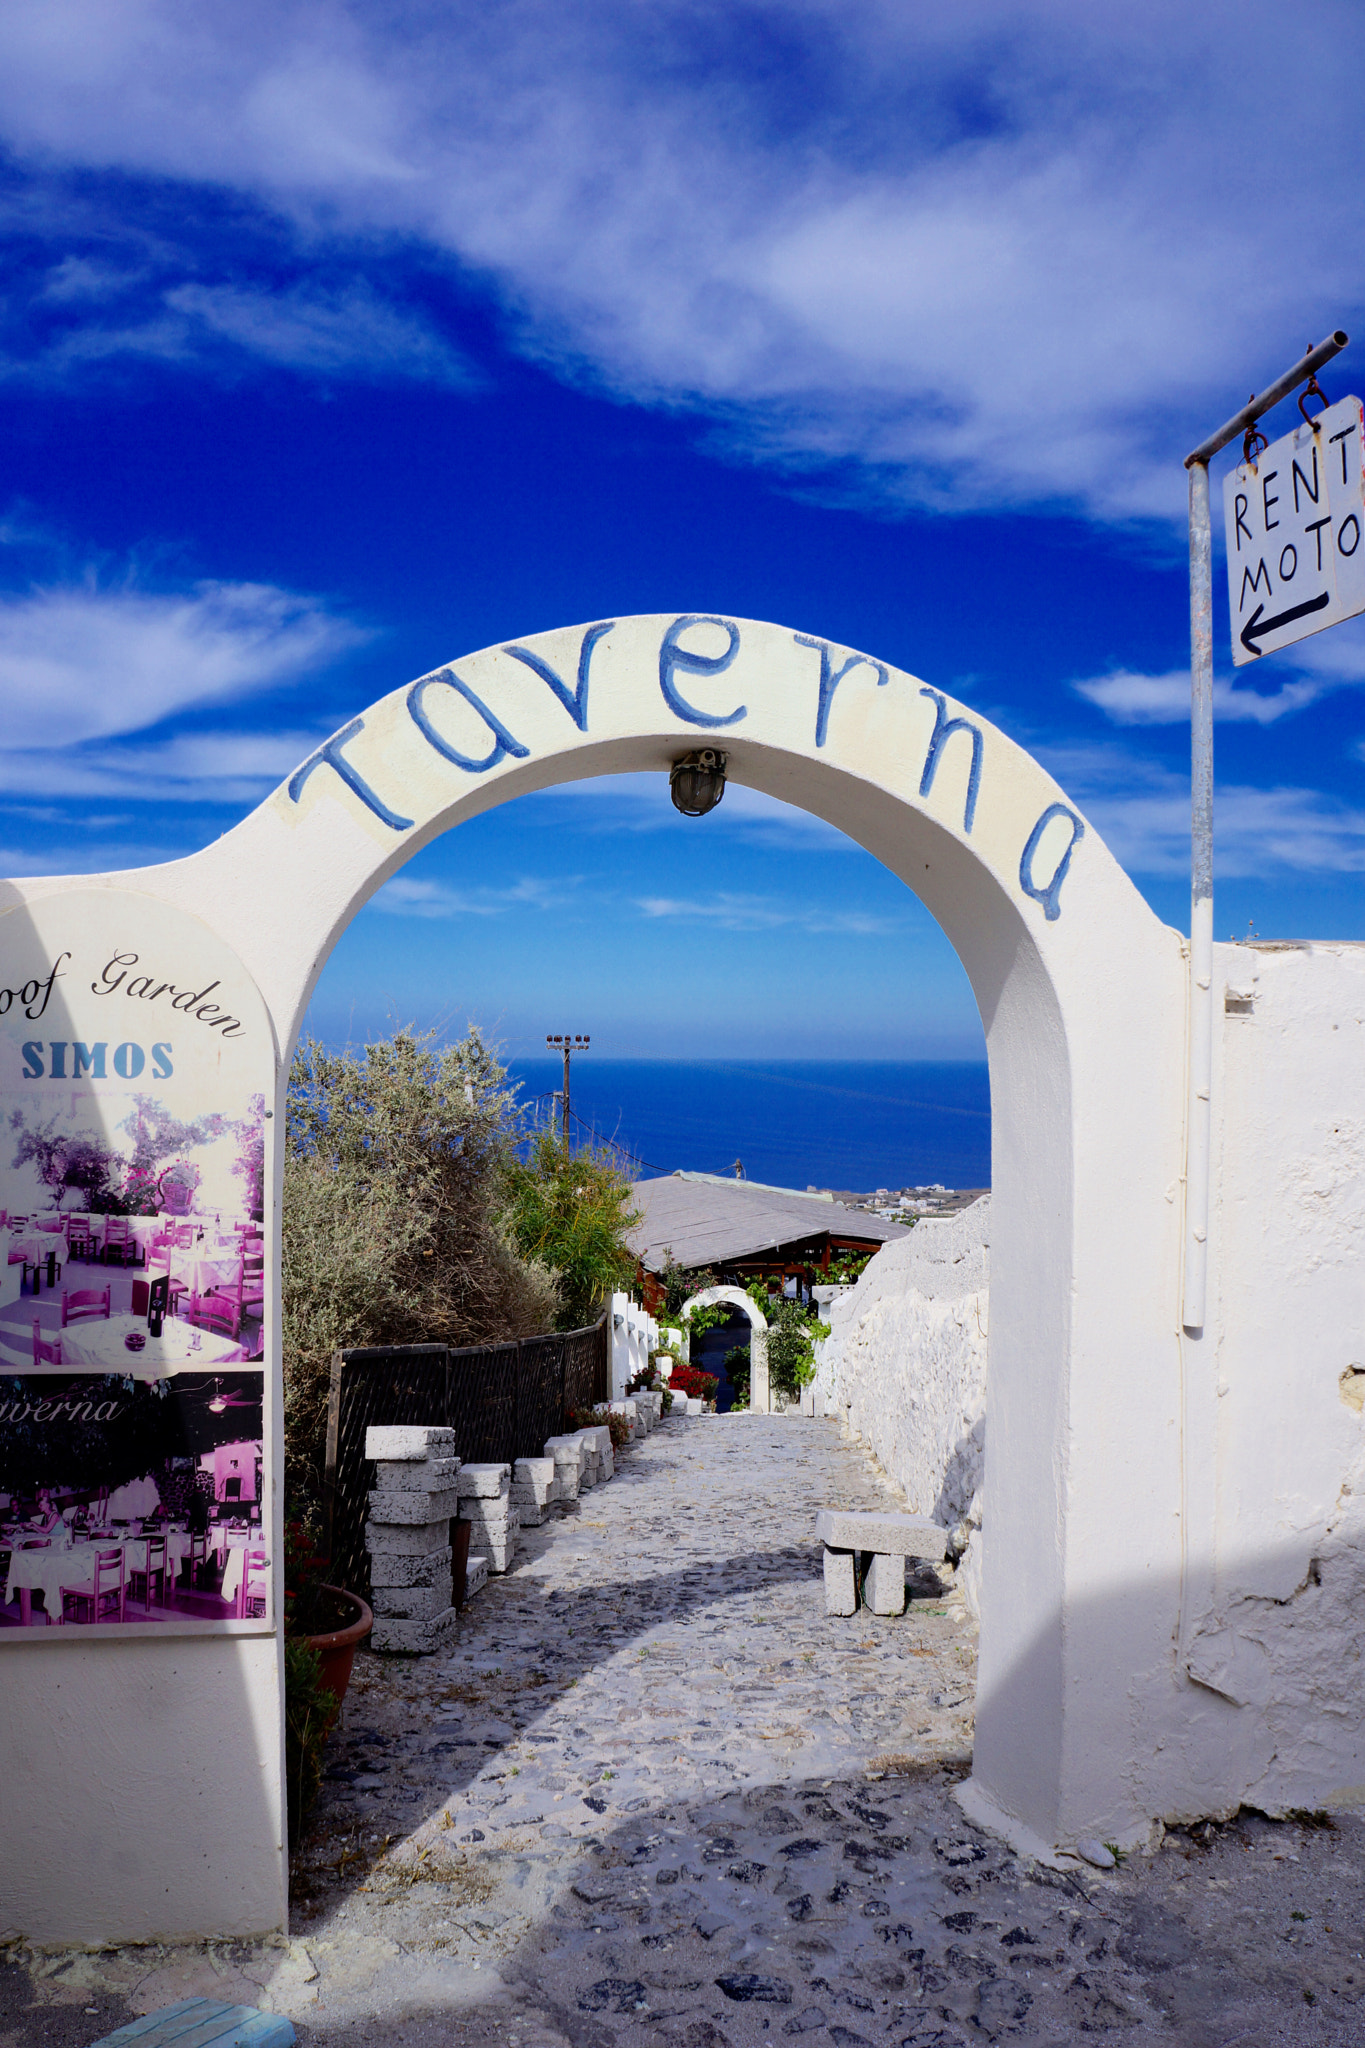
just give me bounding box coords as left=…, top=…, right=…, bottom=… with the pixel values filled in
left=7, top=1415, right=1365, bottom=2048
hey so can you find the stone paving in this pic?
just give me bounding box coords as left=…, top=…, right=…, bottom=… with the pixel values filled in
left=5, top=1414, right=1365, bottom=2048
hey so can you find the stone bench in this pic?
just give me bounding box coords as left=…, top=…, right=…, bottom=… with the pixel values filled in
left=814, top=1508, right=948, bottom=1617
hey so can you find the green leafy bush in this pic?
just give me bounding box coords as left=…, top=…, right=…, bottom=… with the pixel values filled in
left=282, top=1028, right=556, bottom=1506
left=504, top=1131, right=640, bottom=1331
left=746, top=1282, right=828, bottom=1396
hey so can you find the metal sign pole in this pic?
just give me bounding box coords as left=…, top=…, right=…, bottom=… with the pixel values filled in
left=1183, top=458, right=1214, bottom=1332
left=1180, top=330, right=1348, bottom=1332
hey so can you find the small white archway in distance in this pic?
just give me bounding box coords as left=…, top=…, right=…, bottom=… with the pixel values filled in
left=682, top=1285, right=770, bottom=1412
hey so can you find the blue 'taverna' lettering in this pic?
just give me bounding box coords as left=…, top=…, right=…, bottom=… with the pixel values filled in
left=502, top=622, right=615, bottom=731
left=1019, top=803, right=1085, bottom=921
left=408, top=669, right=531, bottom=774
left=918, top=690, right=983, bottom=835
left=288, top=718, right=415, bottom=831
left=794, top=634, right=889, bottom=748
left=659, top=616, right=746, bottom=729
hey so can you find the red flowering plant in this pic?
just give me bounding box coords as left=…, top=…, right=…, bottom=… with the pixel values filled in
left=282, top=1515, right=341, bottom=1638
left=567, top=1403, right=632, bottom=1449
left=668, top=1362, right=719, bottom=1403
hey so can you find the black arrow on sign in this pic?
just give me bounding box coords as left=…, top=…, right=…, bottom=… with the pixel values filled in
left=1240, top=590, right=1330, bottom=656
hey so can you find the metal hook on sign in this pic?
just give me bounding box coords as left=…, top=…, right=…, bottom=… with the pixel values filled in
left=1242, top=405, right=1269, bottom=467
left=1299, top=366, right=1331, bottom=428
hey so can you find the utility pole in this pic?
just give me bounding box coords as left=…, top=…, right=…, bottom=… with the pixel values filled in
left=546, top=1033, right=590, bottom=1144
left=1181, top=330, right=1347, bottom=1331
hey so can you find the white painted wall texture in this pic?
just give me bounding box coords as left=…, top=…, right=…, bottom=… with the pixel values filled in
left=1177, top=940, right=1365, bottom=1817
left=813, top=1201, right=989, bottom=1587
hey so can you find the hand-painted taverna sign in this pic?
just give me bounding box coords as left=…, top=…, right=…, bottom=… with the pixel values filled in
left=2, top=612, right=1362, bottom=1960
left=281, top=615, right=1087, bottom=925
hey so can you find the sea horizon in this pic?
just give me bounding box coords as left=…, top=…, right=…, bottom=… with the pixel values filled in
left=506, top=1056, right=991, bottom=1194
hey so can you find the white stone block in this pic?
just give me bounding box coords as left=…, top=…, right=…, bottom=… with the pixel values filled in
left=512, top=1457, right=556, bottom=1507
left=686, top=1396, right=703, bottom=1416
left=813, top=1509, right=948, bottom=1560
left=368, top=1484, right=460, bottom=1524
left=371, top=1606, right=458, bottom=1654
left=864, top=1551, right=906, bottom=1616
left=371, top=1578, right=452, bottom=1621
left=455, top=1462, right=510, bottom=1498
left=366, top=1517, right=454, bottom=1555
left=365, top=1424, right=455, bottom=1461
left=462, top=1554, right=490, bottom=1600
left=366, top=1543, right=452, bottom=1588
left=372, top=1455, right=460, bottom=1491
left=459, top=1503, right=515, bottom=1538
left=824, top=1547, right=857, bottom=1616
left=480, top=1532, right=517, bottom=1573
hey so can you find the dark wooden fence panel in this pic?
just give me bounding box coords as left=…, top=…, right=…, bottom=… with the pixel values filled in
left=323, top=1311, right=608, bottom=1597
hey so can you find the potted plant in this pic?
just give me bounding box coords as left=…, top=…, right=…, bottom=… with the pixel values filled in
left=284, top=1518, right=372, bottom=1709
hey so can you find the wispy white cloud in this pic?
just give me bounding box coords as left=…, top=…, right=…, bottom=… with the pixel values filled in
left=637, top=890, right=890, bottom=934
left=0, top=726, right=322, bottom=803
left=0, top=577, right=367, bottom=748
left=1076, top=612, right=1365, bottom=725
left=370, top=874, right=569, bottom=919
left=10, top=266, right=478, bottom=386
left=1040, top=740, right=1365, bottom=878
left=539, top=774, right=853, bottom=848
left=0, top=2, right=1360, bottom=517
left=1073, top=668, right=1323, bottom=727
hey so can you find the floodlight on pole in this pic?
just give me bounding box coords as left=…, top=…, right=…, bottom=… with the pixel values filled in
left=546, top=1032, right=590, bottom=1142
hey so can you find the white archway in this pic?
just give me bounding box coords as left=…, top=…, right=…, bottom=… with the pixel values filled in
left=682, top=1285, right=770, bottom=1412
left=0, top=610, right=1200, bottom=1928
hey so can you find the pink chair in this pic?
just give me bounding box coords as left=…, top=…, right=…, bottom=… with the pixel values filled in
left=144, top=1243, right=187, bottom=1314
left=128, top=1534, right=167, bottom=1607
left=237, top=1547, right=268, bottom=1619
left=101, top=1218, right=142, bottom=1268
left=62, top=1547, right=125, bottom=1624
left=240, top=1253, right=264, bottom=1318
left=187, top=1263, right=244, bottom=1339
left=61, top=1287, right=111, bottom=1326
left=64, top=1216, right=94, bottom=1263
left=32, top=1323, right=62, bottom=1367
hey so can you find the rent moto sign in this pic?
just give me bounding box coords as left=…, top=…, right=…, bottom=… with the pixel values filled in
left=1223, top=395, right=1365, bottom=665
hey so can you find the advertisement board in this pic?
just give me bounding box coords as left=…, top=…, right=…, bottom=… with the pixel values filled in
left=0, top=890, right=275, bottom=1638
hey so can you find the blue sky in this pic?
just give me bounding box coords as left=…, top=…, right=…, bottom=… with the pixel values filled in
left=2, top=0, right=1365, bottom=1063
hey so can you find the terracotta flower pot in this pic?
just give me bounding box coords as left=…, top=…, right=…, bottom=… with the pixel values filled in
left=306, top=1583, right=372, bottom=1709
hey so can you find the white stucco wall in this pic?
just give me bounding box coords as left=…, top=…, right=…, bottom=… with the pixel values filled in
left=815, top=1200, right=989, bottom=1600
left=1173, top=940, right=1365, bottom=1819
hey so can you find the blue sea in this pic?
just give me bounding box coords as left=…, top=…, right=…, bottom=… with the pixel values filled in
left=505, top=1059, right=991, bottom=1193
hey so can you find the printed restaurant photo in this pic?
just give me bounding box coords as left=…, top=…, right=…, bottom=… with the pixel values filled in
left=0, top=1084, right=266, bottom=1375
left=0, top=1372, right=268, bottom=1629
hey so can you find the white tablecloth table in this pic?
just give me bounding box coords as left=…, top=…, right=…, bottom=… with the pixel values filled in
left=168, top=1250, right=243, bottom=1298
left=4, top=1527, right=213, bottom=1623
left=7, top=1231, right=59, bottom=1266
left=51, top=1312, right=245, bottom=1378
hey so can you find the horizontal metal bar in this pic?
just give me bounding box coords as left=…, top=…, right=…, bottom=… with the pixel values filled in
left=1184, top=331, right=1349, bottom=469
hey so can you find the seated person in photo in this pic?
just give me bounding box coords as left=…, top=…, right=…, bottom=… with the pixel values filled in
left=29, top=1489, right=60, bottom=1534
left=186, top=1488, right=210, bottom=1537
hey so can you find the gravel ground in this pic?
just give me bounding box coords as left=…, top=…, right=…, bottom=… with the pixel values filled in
left=5, top=1414, right=1365, bottom=2047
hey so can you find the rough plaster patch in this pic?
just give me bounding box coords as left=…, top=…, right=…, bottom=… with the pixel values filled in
left=1276, top=1119, right=1365, bottom=1268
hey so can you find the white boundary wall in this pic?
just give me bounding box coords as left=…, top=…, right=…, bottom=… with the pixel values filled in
left=814, top=1199, right=989, bottom=1592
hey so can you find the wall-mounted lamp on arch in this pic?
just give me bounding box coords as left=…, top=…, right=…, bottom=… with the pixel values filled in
left=670, top=748, right=727, bottom=817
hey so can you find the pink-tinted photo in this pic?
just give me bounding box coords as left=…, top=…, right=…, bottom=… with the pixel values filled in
left=0, top=1374, right=269, bottom=1629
